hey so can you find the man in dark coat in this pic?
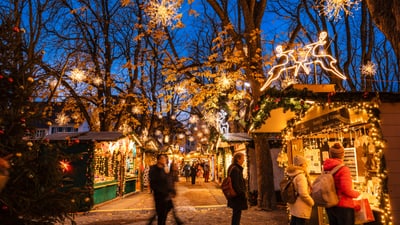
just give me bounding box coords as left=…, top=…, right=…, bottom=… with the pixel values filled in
left=148, top=154, right=175, bottom=225
left=148, top=154, right=184, bottom=225
left=227, top=152, right=248, bottom=225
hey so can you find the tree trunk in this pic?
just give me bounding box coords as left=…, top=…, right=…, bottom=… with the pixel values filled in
left=366, top=0, right=400, bottom=64
left=254, top=134, right=275, bottom=210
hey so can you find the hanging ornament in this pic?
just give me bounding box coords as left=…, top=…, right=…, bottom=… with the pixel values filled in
left=145, top=0, right=182, bottom=27
left=55, top=113, right=70, bottom=126
left=69, top=68, right=86, bottom=82
left=319, top=0, right=361, bottom=21
left=361, top=61, right=377, bottom=77
left=277, top=151, right=288, bottom=168
left=260, top=31, right=346, bottom=91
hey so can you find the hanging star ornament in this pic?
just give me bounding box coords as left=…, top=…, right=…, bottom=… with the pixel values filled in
left=361, top=61, right=377, bottom=77
left=55, top=113, right=70, bottom=125
left=69, top=68, right=86, bottom=82
left=145, top=0, right=182, bottom=27
left=319, top=0, right=361, bottom=21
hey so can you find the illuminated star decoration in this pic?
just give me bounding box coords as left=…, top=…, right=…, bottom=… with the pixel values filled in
left=319, top=0, right=361, bottom=21
left=69, top=68, right=86, bottom=82
left=93, top=77, right=102, bottom=86
left=55, top=113, right=70, bottom=125
left=145, top=0, right=181, bottom=27
left=260, top=31, right=346, bottom=91
left=60, top=160, right=71, bottom=172
left=218, top=73, right=233, bottom=90
left=361, top=61, right=377, bottom=77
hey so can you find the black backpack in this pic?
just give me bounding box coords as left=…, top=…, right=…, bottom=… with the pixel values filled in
left=280, top=174, right=299, bottom=204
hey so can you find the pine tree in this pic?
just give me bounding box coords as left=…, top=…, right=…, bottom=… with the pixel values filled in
left=0, top=15, right=83, bottom=225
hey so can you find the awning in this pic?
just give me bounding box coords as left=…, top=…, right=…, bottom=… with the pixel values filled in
left=44, top=131, right=124, bottom=141
left=222, top=133, right=253, bottom=142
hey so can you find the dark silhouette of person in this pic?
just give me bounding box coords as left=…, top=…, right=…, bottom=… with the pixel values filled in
left=190, top=163, right=197, bottom=185
left=183, top=162, right=191, bottom=182
left=227, top=153, right=248, bottom=225
left=203, top=163, right=210, bottom=183
left=148, top=155, right=183, bottom=225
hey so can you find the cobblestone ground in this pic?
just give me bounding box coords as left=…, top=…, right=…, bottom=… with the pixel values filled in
left=58, top=178, right=288, bottom=225
left=63, top=206, right=288, bottom=225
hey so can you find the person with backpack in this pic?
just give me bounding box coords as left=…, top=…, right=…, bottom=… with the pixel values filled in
left=286, top=155, right=314, bottom=225
left=323, top=143, right=360, bottom=225
left=227, top=152, right=248, bottom=225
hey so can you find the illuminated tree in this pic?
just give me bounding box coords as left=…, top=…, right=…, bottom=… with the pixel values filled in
left=0, top=2, right=81, bottom=224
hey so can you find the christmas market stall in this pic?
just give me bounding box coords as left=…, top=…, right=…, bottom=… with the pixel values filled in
left=45, top=131, right=142, bottom=210
left=251, top=88, right=400, bottom=225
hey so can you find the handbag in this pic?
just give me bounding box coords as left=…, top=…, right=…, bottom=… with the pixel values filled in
left=354, top=198, right=375, bottom=224
left=221, top=167, right=237, bottom=199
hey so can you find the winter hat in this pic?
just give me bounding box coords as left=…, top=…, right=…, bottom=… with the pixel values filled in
left=329, top=143, right=345, bottom=159
left=293, top=155, right=308, bottom=167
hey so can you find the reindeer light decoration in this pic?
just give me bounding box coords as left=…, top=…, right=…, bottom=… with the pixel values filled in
left=260, top=31, right=346, bottom=91
left=216, top=109, right=229, bottom=134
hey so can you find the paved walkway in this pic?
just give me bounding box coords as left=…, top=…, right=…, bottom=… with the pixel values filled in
left=59, top=178, right=288, bottom=225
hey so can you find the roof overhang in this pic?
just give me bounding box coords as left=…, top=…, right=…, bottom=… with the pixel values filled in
left=222, top=133, right=253, bottom=142
left=45, top=131, right=125, bottom=141
left=251, top=107, right=296, bottom=133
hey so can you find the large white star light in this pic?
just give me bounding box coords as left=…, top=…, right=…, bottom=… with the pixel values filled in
left=361, top=61, right=377, bottom=77
left=69, top=68, right=86, bottom=82
left=145, top=0, right=182, bottom=27
left=319, top=0, right=361, bottom=21
left=55, top=113, right=70, bottom=125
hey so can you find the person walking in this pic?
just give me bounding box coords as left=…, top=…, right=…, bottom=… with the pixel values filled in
left=183, top=162, right=191, bottom=182
left=148, top=154, right=178, bottom=225
left=227, top=152, right=248, bottom=225
left=323, top=143, right=360, bottom=225
left=286, top=155, right=314, bottom=225
left=203, top=163, right=210, bottom=183
left=190, top=163, right=197, bottom=185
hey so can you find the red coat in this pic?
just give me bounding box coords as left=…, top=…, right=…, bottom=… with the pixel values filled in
left=323, top=158, right=360, bottom=208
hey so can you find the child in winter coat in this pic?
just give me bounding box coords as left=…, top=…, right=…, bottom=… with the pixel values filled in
left=286, top=155, right=314, bottom=225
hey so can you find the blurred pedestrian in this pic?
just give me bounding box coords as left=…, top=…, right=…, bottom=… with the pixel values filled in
left=190, top=163, right=197, bottom=185
left=286, top=155, right=314, bottom=225
left=324, top=143, right=360, bottom=225
left=183, top=162, right=191, bottom=182
left=203, top=163, right=210, bottom=182
left=227, top=152, right=248, bottom=225
left=148, top=154, right=183, bottom=225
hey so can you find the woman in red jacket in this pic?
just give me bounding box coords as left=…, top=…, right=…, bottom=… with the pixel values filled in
left=323, top=143, right=360, bottom=225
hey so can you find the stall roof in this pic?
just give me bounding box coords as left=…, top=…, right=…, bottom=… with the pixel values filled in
left=222, top=133, right=253, bottom=142
left=45, top=131, right=125, bottom=141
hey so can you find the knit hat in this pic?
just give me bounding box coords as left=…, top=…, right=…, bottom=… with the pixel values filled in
left=329, top=143, right=345, bottom=159
left=293, top=155, right=308, bottom=167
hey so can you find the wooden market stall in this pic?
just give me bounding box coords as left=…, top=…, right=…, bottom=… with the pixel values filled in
left=45, top=131, right=143, bottom=210
left=251, top=86, right=400, bottom=225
